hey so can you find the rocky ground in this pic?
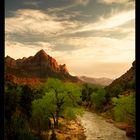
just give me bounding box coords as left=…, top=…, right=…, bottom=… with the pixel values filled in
left=54, top=118, right=86, bottom=140
left=41, top=117, right=86, bottom=140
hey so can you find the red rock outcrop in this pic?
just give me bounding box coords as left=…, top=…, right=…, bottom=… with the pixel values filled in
left=5, top=49, right=79, bottom=83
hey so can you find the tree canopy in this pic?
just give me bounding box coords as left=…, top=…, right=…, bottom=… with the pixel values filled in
left=31, top=78, right=83, bottom=130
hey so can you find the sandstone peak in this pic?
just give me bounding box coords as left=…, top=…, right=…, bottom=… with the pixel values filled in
left=35, top=49, right=48, bottom=58
left=5, top=55, right=15, bottom=60
left=5, top=50, right=79, bottom=82
left=37, top=49, right=46, bottom=54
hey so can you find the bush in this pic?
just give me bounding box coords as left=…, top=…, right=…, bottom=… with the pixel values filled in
left=4, top=83, right=43, bottom=140
left=10, top=110, right=37, bottom=140
left=112, top=93, right=135, bottom=124
left=81, top=83, right=106, bottom=110
left=110, top=84, right=123, bottom=97
left=90, top=87, right=106, bottom=109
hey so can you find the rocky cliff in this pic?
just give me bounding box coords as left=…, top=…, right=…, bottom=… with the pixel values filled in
left=5, top=49, right=79, bottom=85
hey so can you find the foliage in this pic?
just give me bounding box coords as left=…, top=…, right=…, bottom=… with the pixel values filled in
left=90, top=87, right=106, bottom=109
left=5, top=83, right=22, bottom=120
left=126, top=79, right=135, bottom=90
left=63, top=107, right=84, bottom=119
left=10, top=110, right=30, bottom=139
left=19, top=85, right=34, bottom=118
left=106, top=79, right=136, bottom=99
left=31, top=78, right=83, bottom=129
left=31, top=96, right=52, bottom=134
left=6, top=109, right=38, bottom=140
left=4, top=82, right=43, bottom=140
left=81, top=83, right=106, bottom=110
left=81, top=83, right=94, bottom=102
left=112, top=93, right=135, bottom=124
left=109, top=84, right=123, bottom=97
left=5, top=82, right=45, bottom=119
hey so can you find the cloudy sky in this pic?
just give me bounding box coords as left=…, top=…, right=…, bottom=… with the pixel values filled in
left=5, top=0, right=135, bottom=79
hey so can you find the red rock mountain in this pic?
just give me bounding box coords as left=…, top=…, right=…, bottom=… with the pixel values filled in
left=5, top=49, right=79, bottom=85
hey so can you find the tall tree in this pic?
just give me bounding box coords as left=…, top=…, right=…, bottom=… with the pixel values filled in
left=31, top=78, right=83, bottom=130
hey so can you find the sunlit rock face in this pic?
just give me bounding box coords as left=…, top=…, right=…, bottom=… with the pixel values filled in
left=5, top=49, right=79, bottom=83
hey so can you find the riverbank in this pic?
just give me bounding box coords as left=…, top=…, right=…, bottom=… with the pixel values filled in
left=78, top=111, right=135, bottom=140
left=100, top=111, right=135, bottom=137
left=83, top=107, right=135, bottom=138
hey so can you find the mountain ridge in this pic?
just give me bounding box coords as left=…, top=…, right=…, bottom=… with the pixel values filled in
left=5, top=49, right=79, bottom=85
left=105, top=60, right=135, bottom=97
left=79, top=76, right=113, bottom=86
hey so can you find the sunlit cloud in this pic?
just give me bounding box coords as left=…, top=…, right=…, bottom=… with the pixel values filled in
left=60, top=37, right=134, bottom=62
left=98, top=0, right=131, bottom=4
left=72, top=9, right=135, bottom=33
left=5, top=9, right=81, bottom=36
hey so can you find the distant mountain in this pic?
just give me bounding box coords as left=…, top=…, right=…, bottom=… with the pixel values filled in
left=79, top=76, right=113, bottom=86
left=5, top=49, right=79, bottom=85
left=105, top=61, right=135, bottom=97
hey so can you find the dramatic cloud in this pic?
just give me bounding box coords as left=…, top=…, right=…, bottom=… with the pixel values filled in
left=72, top=9, right=135, bottom=33
left=5, top=0, right=135, bottom=78
left=5, top=9, right=81, bottom=37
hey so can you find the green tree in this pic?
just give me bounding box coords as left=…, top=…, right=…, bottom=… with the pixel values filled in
left=90, top=87, right=106, bottom=110
left=81, top=83, right=106, bottom=109
left=31, top=98, right=51, bottom=136
left=31, top=78, right=83, bottom=130
left=62, top=82, right=83, bottom=119
left=112, top=93, right=135, bottom=124
left=81, top=83, right=95, bottom=106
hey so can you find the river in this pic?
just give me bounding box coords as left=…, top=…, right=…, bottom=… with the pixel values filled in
left=78, top=111, right=135, bottom=140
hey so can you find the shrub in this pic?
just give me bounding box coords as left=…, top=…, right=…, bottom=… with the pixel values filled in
left=90, top=87, right=106, bottom=109
left=112, top=93, right=135, bottom=124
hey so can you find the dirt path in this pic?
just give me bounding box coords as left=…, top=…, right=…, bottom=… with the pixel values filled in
left=78, top=111, right=135, bottom=140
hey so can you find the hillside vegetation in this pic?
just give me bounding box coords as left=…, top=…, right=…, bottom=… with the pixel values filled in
left=5, top=78, right=86, bottom=140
